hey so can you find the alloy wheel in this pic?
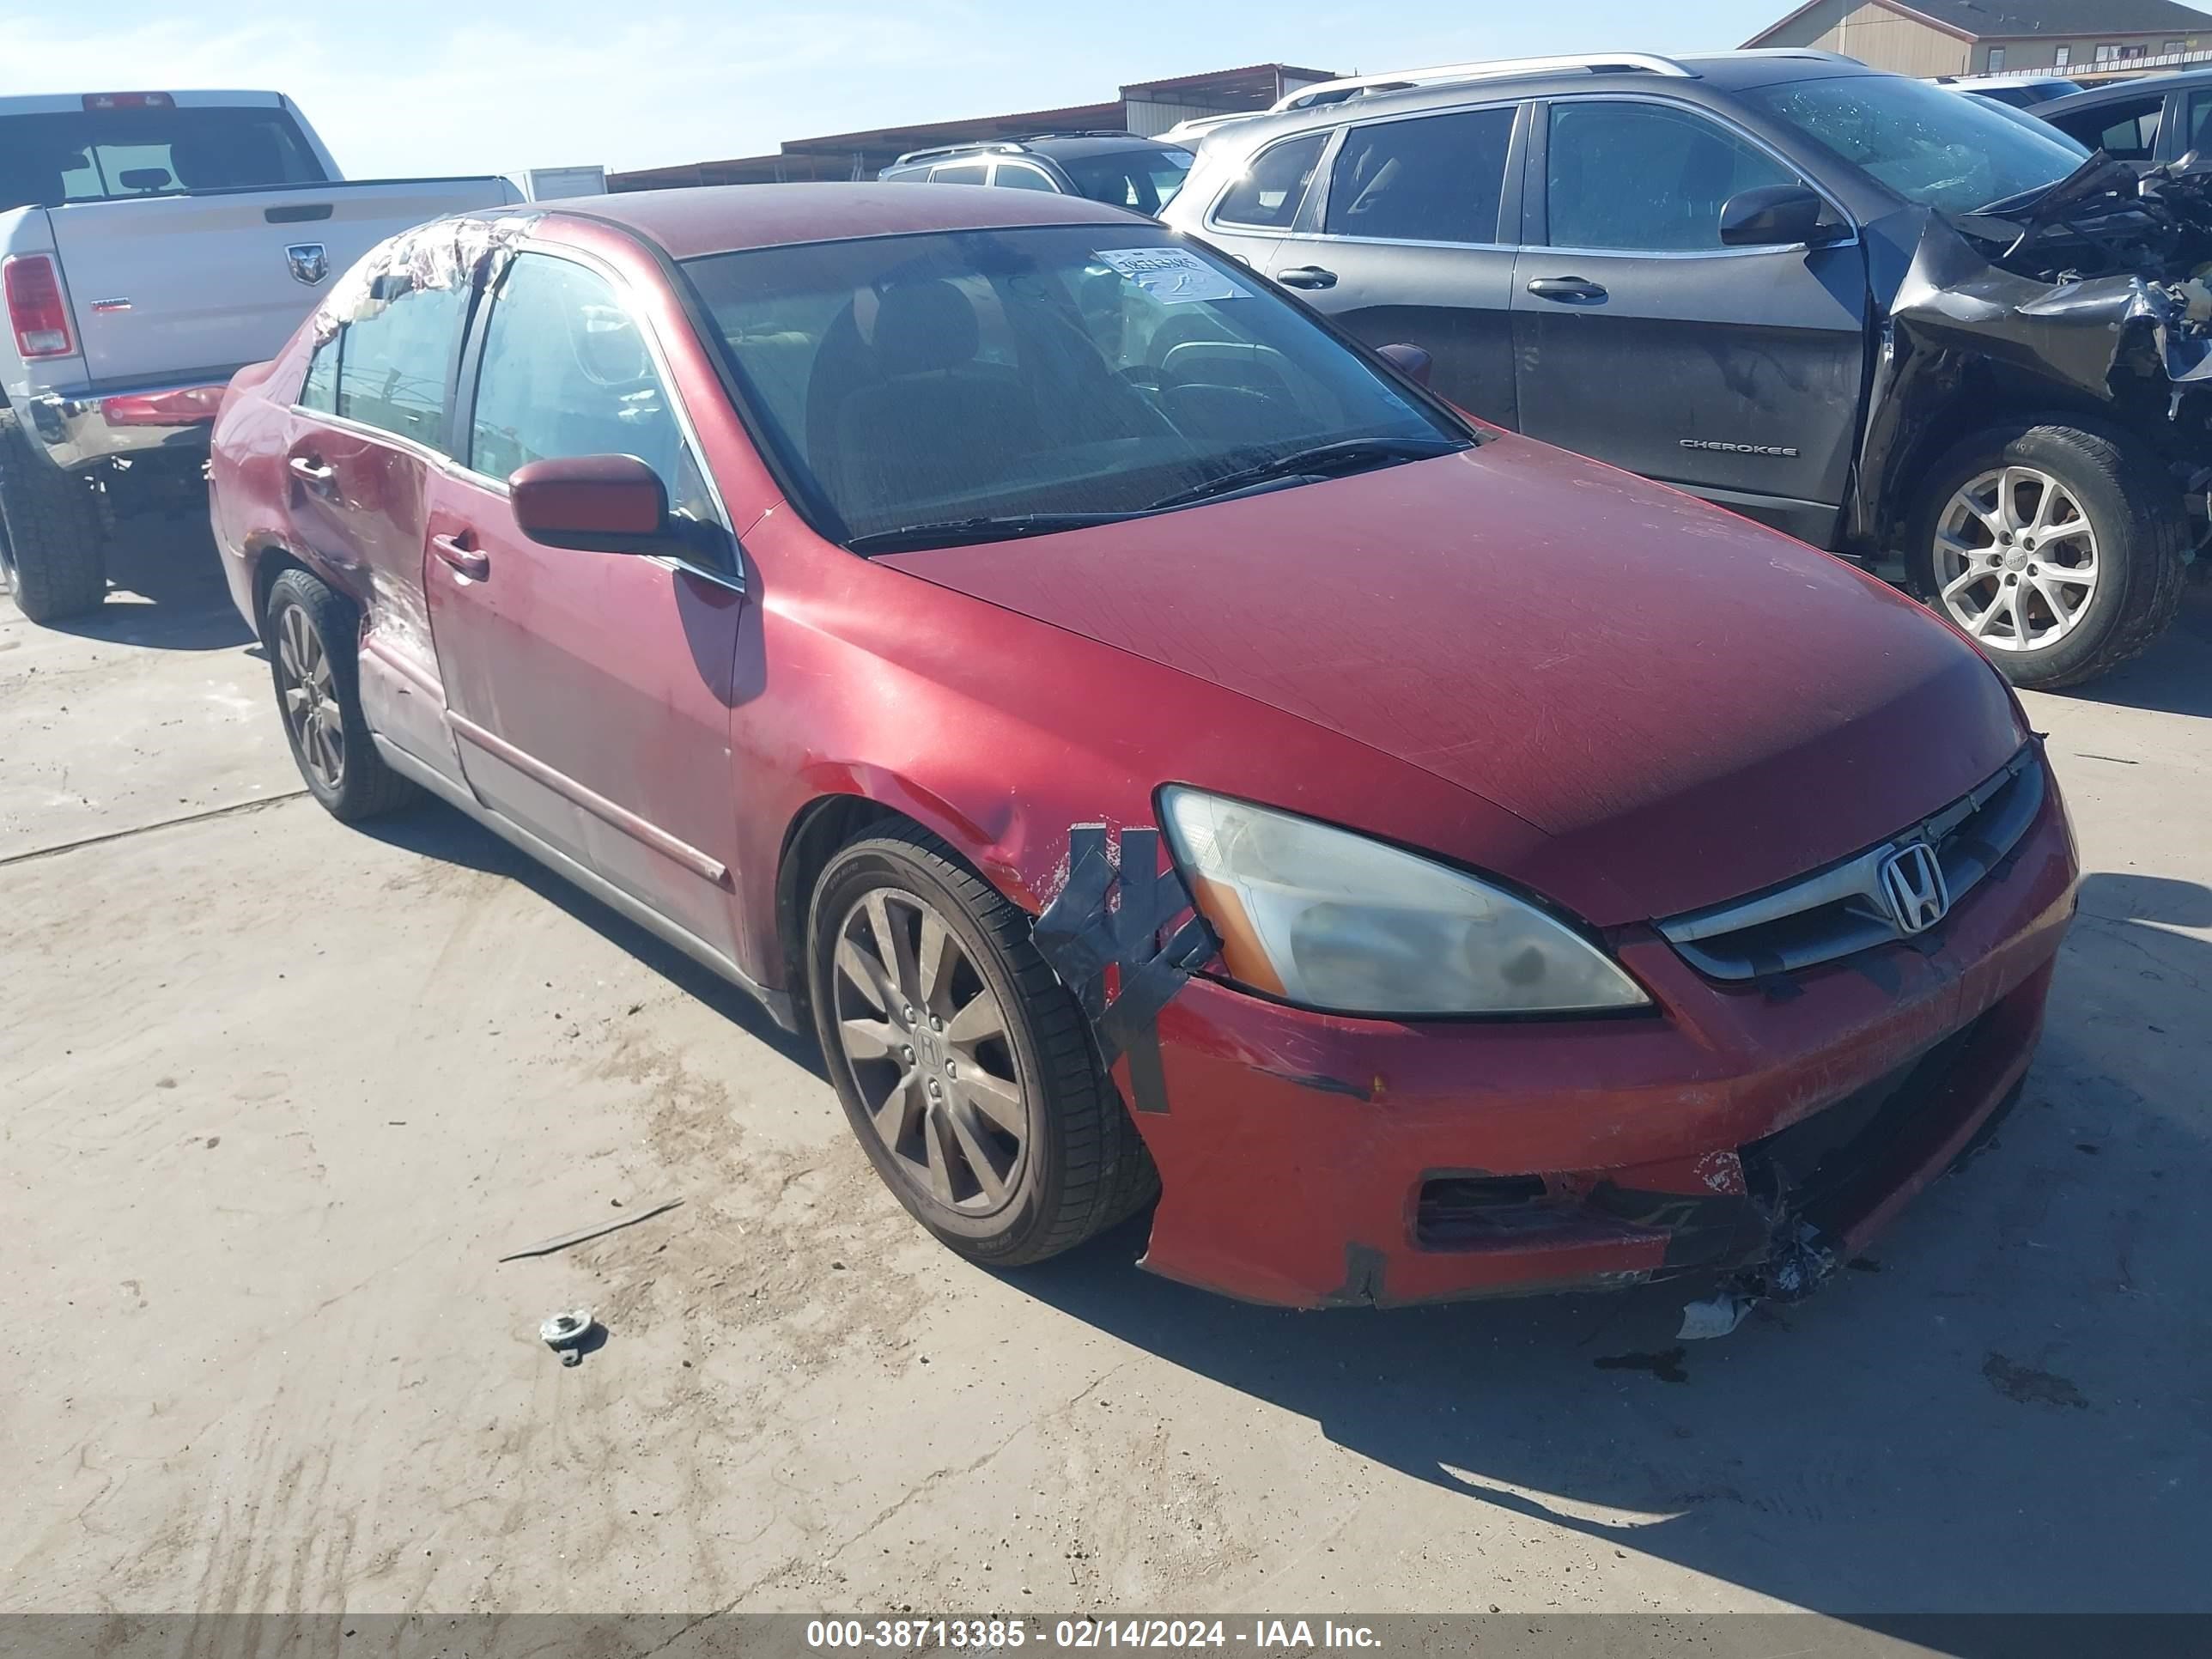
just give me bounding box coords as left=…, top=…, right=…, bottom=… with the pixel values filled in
left=275, top=601, right=344, bottom=791
left=830, top=886, right=1027, bottom=1215
left=1931, top=465, right=2100, bottom=653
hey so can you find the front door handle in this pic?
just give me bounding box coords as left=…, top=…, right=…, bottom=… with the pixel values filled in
left=288, top=454, right=335, bottom=490
left=431, top=532, right=489, bottom=581
left=1526, top=276, right=1609, bottom=303
left=1275, top=265, right=1338, bottom=290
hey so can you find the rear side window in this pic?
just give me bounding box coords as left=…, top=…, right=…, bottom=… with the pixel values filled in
left=1212, top=131, right=1327, bottom=230
left=993, top=161, right=1060, bottom=191
left=0, top=106, right=325, bottom=211
left=1325, top=107, right=1516, bottom=244
left=298, top=338, right=338, bottom=413
left=331, top=280, right=469, bottom=449
left=2049, top=94, right=2164, bottom=159
left=1546, top=101, right=1795, bottom=252
left=930, top=161, right=991, bottom=184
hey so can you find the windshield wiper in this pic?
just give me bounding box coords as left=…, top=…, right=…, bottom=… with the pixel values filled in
left=846, top=512, right=1140, bottom=555
left=1145, top=436, right=1468, bottom=512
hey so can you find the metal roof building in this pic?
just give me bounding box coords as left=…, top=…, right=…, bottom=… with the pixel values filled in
left=608, top=63, right=1337, bottom=191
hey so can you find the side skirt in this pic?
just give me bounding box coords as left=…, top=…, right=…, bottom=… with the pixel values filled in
left=372, top=734, right=799, bottom=1032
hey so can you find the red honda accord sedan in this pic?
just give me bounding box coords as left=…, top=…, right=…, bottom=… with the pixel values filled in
left=209, top=185, right=2077, bottom=1312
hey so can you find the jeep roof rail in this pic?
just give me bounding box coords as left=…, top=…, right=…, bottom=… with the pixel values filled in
left=1272, top=52, right=1693, bottom=112
left=1017, top=128, right=1143, bottom=141
left=889, top=140, right=1026, bottom=167
left=1725, top=47, right=1863, bottom=65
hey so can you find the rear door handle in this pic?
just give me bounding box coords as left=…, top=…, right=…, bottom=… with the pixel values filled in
left=1526, top=276, right=1608, bottom=303
left=1275, top=265, right=1338, bottom=290
left=431, top=532, right=489, bottom=581
left=288, top=455, right=335, bottom=490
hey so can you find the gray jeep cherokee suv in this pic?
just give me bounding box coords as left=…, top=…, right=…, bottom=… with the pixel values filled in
left=1165, top=50, right=2212, bottom=688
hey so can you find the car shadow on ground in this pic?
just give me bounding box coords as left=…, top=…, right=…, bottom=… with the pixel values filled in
left=355, top=797, right=826, bottom=1079
left=27, top=512, right=255, bottom=652
left=2057, top=582, right=2212, bottom=719
left=1004, top=872, right=2212, bottom=1628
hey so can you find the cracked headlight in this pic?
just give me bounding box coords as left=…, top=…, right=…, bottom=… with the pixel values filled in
left=1161, top=787, right=1649, bottom=1017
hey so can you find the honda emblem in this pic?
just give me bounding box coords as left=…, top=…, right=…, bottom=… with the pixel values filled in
left=1878, top=843, right=1949, bottom=935
left=286, top=243, right=330, bottom=287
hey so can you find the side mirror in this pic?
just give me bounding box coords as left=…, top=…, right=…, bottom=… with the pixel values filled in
left=1375, top=342, right=1434, bottom=387
left=509, top=454, right=680, bottom=554
left=1719, top=184, right=1843, bottom=247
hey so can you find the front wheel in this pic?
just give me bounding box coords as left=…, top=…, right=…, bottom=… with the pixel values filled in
left=806, top=826, right=1156, bottom=1267
left=1907, top=422, right=2187, bottom=690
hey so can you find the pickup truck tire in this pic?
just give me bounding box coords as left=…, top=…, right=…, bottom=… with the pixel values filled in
left=0, top=410, right=108, bottom=623
left=807, top=824, right=1155, bottom=1268
left=1906, top=422, right=2187, bottom=690
left=264, top=568, right=416, bottom=821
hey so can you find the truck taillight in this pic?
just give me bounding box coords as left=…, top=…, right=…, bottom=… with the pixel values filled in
left=3, top=255, right=74, bottom=359
left=82, top=92, right=175, bottom=110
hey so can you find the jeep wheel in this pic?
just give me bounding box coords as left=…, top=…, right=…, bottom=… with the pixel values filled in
left=0, top=410, right=107, bottom=622
left=1908, top=422, right=2186, bottom=690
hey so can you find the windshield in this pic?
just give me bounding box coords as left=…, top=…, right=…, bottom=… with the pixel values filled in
left=1058, top=149, right=1194, bottom=215
left=1744, top=75, right=2089, bottom=214
left=0, top=106, right=327, bottom=211
left=684, top=224, right=1462, bottom=546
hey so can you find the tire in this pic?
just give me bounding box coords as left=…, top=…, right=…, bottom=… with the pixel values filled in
left=0, top=408, right=107, bottom=623
left=264, top=568, right=416, bottom=821
left=806, top=825, right=1156, bottom=1267
left=1906, top=422, right=2188, bottom=690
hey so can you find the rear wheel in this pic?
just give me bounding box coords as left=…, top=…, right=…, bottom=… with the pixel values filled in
left=1907, top=422, right=2186, bottom=690
left=264, top=568, right=416, bottom=820
left=806, top=826, right=1155, bottom=1267
left=0, top=410, right=107, bottom=622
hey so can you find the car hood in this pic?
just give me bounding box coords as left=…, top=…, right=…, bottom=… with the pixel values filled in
left=879, top=435, right=2026, bottom=921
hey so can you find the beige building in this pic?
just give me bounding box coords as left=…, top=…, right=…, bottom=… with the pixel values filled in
left=1745, top=0, right=2212, bottom=76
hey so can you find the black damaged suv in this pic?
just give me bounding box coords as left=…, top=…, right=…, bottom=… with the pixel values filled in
left=1165, top=49, right=2211, bottom=688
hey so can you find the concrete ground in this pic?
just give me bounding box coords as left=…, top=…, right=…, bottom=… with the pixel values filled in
left=3, top=519, right=2208, bottom=1627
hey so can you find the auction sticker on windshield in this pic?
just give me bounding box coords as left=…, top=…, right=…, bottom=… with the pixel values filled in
left=1096, top=246, right=1242, bottom=304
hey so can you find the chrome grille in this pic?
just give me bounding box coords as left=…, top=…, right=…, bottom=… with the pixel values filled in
left=1655, top=743, right=2045, bottom=981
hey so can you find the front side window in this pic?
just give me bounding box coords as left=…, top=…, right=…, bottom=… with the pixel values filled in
left=331, top=279, right=469, bottom=449
left=1746, top=73, right=2089, bottom=213
left=1212, top=131, right=1327, bottom=229
left=1546, top=102, right=1796, bottom=251
left=685, top=224, right=1465, bottom=546
left=1325, top=106, right=1516, bottom=245
left=470, top=252, right=726, bottom=558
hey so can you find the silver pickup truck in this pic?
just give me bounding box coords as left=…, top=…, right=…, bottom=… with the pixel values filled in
left=1, top=89, right=520, bottom=621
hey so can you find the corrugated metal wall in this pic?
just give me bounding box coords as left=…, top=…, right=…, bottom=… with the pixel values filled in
left=1124, top=99, right=1230, bottom=137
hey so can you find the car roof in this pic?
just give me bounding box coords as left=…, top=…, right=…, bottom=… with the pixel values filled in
left=1200, top=52, right=1881, bottom=152
left=2039, top=70, right=2212, bottom=114
left=541, top=181, right=1142, bottom=261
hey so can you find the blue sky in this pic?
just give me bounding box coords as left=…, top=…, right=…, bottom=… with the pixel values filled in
left=0, top=1, right=1787, bottom=179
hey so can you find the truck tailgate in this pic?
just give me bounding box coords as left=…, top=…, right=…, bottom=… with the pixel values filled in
left=50, top=178, right=516, bottom=387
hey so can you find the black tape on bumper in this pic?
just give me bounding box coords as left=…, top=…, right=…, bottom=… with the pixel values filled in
left=1032, top=824, right=1217, bottom=1115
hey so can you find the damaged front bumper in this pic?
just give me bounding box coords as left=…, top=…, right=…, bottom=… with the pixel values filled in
left=1119, top=775, right=2077, bottom=1310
